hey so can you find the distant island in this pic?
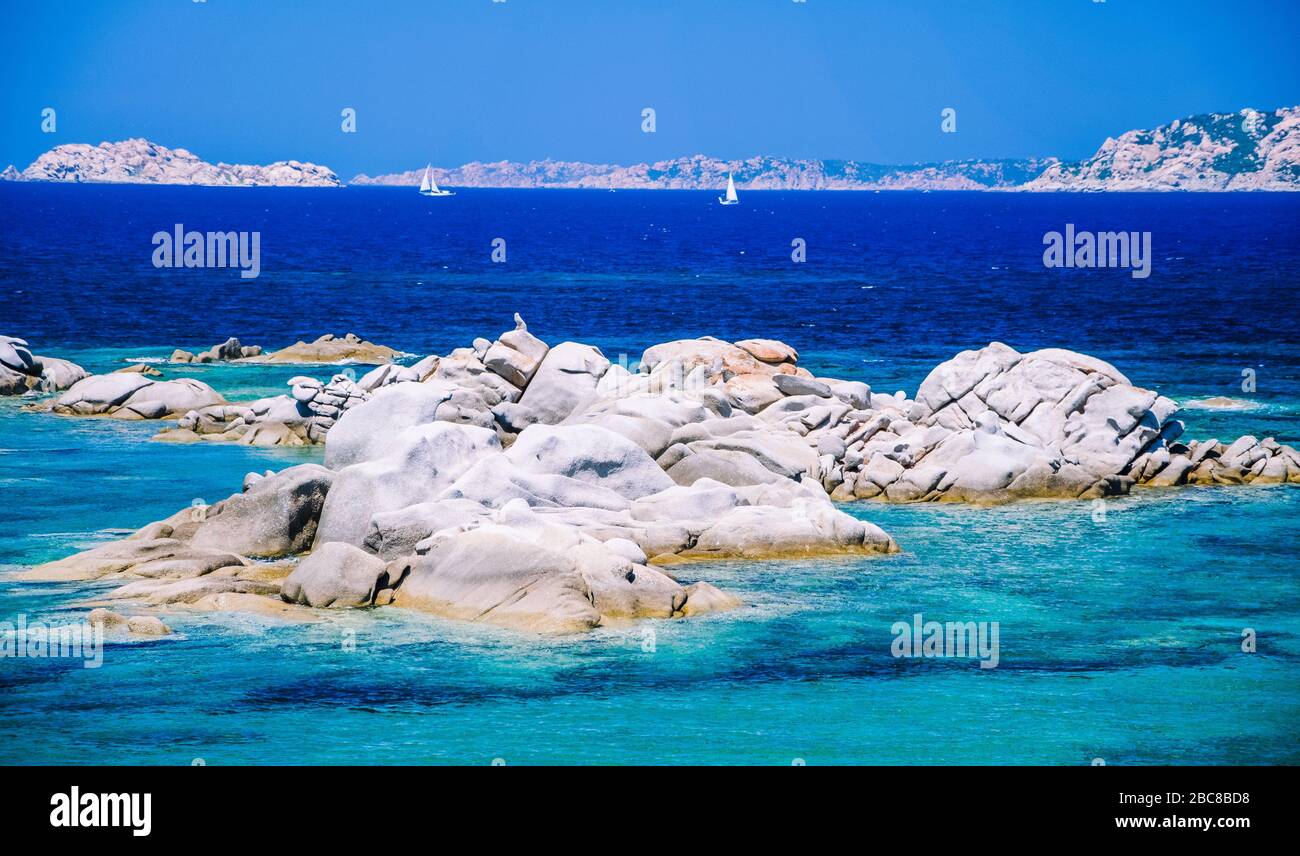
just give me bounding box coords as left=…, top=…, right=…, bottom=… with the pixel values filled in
left=1, top=138, right=341, bottom=187
left=354, top=107, right=1300, bottom=192
left=355, top=155, right=1061, bottom=191
left=4, top=106, right=1296, bottom=191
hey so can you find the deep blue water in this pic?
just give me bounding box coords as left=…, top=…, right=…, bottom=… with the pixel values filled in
left=1, top=185, right=1297, bottom=764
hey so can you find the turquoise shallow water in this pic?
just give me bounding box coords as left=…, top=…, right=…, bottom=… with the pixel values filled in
left=0, top=348, right=1297, bottom=765
left=2, top=188, right=1298, bottom=764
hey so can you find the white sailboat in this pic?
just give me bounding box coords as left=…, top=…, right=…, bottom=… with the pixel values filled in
left=419, top=164, right=454, bottom=197
left=718, top=173, right=739, bottom=205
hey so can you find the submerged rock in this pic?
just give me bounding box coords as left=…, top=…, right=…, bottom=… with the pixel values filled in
left=86, top=608, right=172, bottom=637
left=1181, top=396, right=1259, bottom=411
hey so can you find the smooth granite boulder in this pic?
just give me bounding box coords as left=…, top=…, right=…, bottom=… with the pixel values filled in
left=723, top=373, right=784, bottom=414
left=734, top=338, right=799, bottom=366
left=51, top=373, right=151, bottom=414
left=773, top=373, right=832, bottom=398
left=391, top=502, right=731, bottom=633
left=361, top=498, right=491, bottom=559
left=483, top=313, right=550, bottom=388
left=32, top=356, right=89, bottom=392
left=666, top=448, right=787, bottom=487
left=324, top=381, right=458, bottom=468
left=639, top=336, right=772, bottom=379
left=280, top=541, right=392, bottom=608
left=440, top=453, right=636, bottom=511
left=0, top=336, right=40, bottom=394
left=0, top=336, right=37, bottom=372
left=684, top=500, right=897, bottom=560
left=357, top=363, right=421, bottom=390
left=116, top=378, right=228, bottom=419
left=314, top=422, right=502, bottom=546
left=516, top=341, right=611, bottom=424
left=504, top=424, right=674, bottom=500
left=52, top=374, right=225, bottom=418
left=0, top=338, right=90, bottom=396
left=563, top=390, right=711, bottom=457
left=189, top=464, right=334, bottom=557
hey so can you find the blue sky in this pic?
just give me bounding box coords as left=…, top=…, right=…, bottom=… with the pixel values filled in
left=2, top=0, right=1297, bottom=177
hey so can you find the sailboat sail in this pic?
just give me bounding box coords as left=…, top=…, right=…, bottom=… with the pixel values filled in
left=718, top=173, right=739, bottom=205
left=419, top=163, right=455, bottom=196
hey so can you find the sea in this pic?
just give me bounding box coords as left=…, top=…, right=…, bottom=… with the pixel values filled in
left=1, top=183, right=1297, bottom=764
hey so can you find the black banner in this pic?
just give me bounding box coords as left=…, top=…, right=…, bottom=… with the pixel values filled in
left=0, top=765, right=1284, bottom=841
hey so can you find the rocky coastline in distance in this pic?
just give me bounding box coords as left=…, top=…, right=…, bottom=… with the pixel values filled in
left=4, top=106, right=1297, bottom=191
left=352, top=106, right=1300, bottom=191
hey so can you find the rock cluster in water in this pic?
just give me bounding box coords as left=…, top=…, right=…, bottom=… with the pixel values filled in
left=171, top=332, right=396, bottom=365
left=231, top=332, right=400, bottom=365
left=26, top=316, right=1299, bottom=634
left=159, top=373, right=372, bottom=446
left=170, top=337, right=263, bottom=363
left=13, top=332, right=400, bottom=427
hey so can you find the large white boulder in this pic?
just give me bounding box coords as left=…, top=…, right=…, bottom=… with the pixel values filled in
left=440, top=454, right=635, bottom=511
left=904, top=344, right=1184, bottom=499
left=53, top=373, right=152, bottom=414
left=53, top=374, right=225, bottom=418
left=0, top=336, right=37, bottom=376
left=483, top=314, right=549, bottom=388
left=504, top=423, right=674, bottom=500
left=639, top=336, right=775, bottom=379
left=116, top=378, right=227, bottom=418
left=515, top=342, right=610, bottom=424
left=391, top=503, right=732, bottom=633
left=324, top=381, right=459, bottom=468
left=280, top=541, right=392, bottom=608
left=33, top=356, right=89, bottom=392
left=685, top=501, right=897, bottom=559
left=190, top=464, right=334, bottom=557
left=314, top=422, right=502, bottom=546
left=361, top=498, right=491, bottom=559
